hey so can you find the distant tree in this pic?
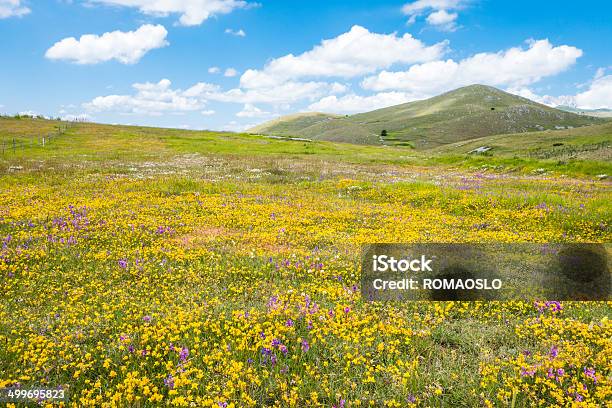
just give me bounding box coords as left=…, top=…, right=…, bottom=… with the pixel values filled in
left=380, top=129, right=388, bottom=137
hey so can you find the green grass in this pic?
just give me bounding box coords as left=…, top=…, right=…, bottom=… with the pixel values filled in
left=1, top=117, right=610, bottom=178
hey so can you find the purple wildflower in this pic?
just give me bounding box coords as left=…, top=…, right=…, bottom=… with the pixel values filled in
left=584, top=367, right=597, bottom=383
left=301, top=339, right=310, bottom=352
left=520, top=367, right=535, bottom=377
left=546, top=301, right=563, bottom=312
left=143, top=315, right=151, bottom=322
left=286, top=319, right=294, bottom=327
left=118, top=259, right=128, bottom=269
left=179, top=347, right=189, bottom=362
left=164, top=374, right=174, bottom=389
left=550, top=345, right=559, bottom=358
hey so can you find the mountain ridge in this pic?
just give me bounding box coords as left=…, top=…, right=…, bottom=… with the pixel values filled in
left=248, top=85, right=604, bottom=149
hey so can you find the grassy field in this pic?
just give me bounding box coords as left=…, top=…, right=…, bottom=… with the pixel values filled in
left=0, top=117, right=610, bottom=407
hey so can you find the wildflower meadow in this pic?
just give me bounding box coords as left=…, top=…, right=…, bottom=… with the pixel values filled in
left=0, top=120, right=610, bottom=407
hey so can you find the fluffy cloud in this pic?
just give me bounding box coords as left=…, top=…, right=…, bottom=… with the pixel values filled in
left=308, top=92, right=421, bottom=114
left=236, top=103, right=270, bottom=118
left=574, top=75, right=612, bottom=109
left=402, top=0, right=466, bottom=29
left=426, top=10, right=458, bottom=30
left=224, top=68, right=238, bottom=77
left=240, top=25, right=447, bottom=89
left=220, top=120, right=256, bottom=132
left=90, top=0, right=250, bottom=26
left=84, top=79, right=217, bottom=114
left=308, top=92, right=415, bottom=113
left=208, top=66, right=220, bottom=74
left=209, top=81, right=347, bottom=104
left=61, top=113, right=92, bottom=122
left=0, top=0, right=30, bottom=18
left=225, top=28, right=246, bottom=37
left=45, top=24, right=168, bottom=64
left=361, top=39, right=582, bottom=96
left=507, top=72, right=612, bottom=110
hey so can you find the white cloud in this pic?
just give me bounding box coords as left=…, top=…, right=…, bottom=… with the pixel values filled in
left=224, top=68, right=238, bottom=77
left=507, top=71, right=612, bottom=110
left=84, top=78, right=216, bottom=115
left=201, top=109, right=215, bottom=115
left=90, top=0, right=251, bottom=26
left=220, top=120, right=255, bottom=132
left=239, top=25, right=447, bottom=89
left=45, top=24, right=168, bottom=64
left=209, top=81, right=347, bottom=104
left=402, top=0, right=466, bottom=29
left=308, top=92, right=421, bottom=114
left=183, top=81, right=219, bottom=96
left=361, top=39, right=582, bottom=96
left=61, top=113, right=92, bottom=122
left=225, top=28, right=246, bottom=37
left=505, top=87, right=575, bottom=107
left=208, top=66, right=220, bottom=74
left=0, top=0, right=30, bottom=19
left=426, top=10, right=458, bottom=31
left=574, top=75, right=612, bottom=109
left=236, top=103, right=270, bottom=118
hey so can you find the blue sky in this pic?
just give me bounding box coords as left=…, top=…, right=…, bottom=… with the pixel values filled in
left=1, top=0, right=611, bottom=131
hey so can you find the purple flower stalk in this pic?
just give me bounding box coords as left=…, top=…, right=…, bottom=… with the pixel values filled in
left=179, top=347, right=189, bottom=362
left=164, top=374, right=174, bottom=389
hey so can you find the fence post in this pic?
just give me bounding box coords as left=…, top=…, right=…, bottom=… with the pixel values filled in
left=12, top=138, right=16, bottom=154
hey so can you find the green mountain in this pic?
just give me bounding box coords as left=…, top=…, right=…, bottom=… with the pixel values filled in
left=248, top=85, right=603, bottom=148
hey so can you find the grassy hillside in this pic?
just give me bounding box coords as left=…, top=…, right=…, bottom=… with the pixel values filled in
left=249, top=85, right=603, bottom=148
left=433, top=120, right=612, bottom=162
